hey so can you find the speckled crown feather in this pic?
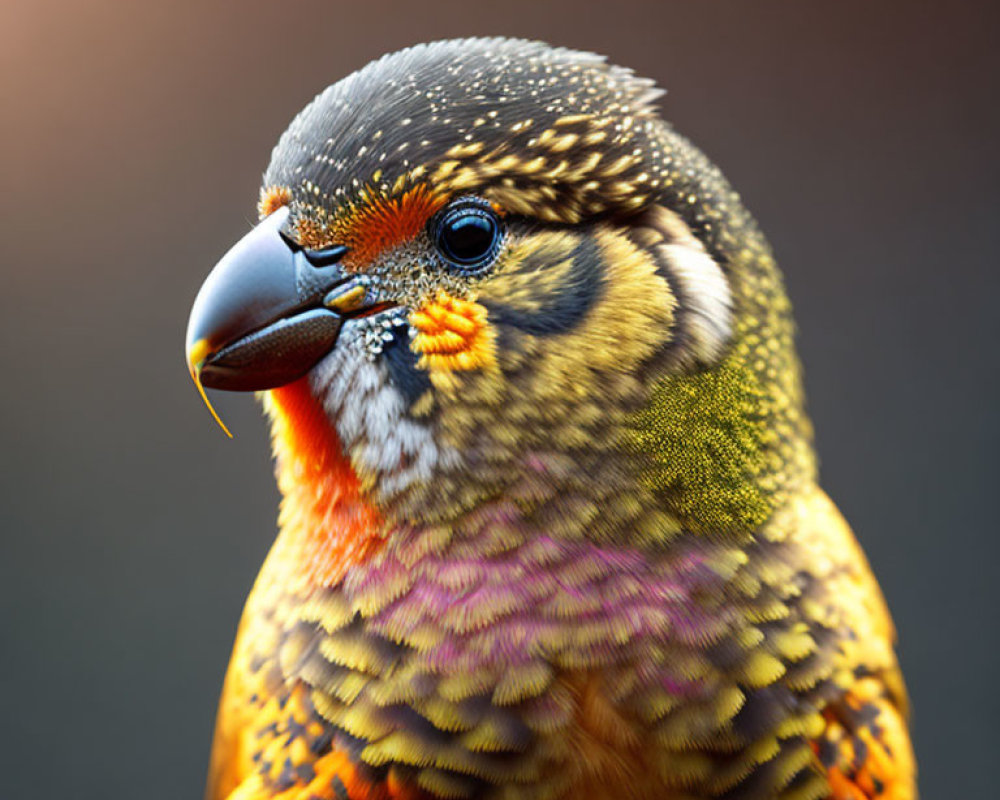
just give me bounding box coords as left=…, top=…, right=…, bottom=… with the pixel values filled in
left=263, top=38, right=668, bottom=231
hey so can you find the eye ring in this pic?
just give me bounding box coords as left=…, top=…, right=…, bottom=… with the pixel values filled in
left=432, top=197, right=505, bottom=275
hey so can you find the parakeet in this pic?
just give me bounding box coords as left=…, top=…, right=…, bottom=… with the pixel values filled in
left=185, top=38, right=915, bottom=800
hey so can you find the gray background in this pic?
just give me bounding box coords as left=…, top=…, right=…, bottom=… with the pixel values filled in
left=1, top=1, right=996, bottom=796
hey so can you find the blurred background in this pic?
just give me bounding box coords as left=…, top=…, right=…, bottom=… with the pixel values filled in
left=1, top=1, right=996, bottom=796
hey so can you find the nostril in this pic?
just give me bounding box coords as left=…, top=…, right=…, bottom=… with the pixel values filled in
left=278, top=229, right=303, bottom=252
left=303, top=244, right=349, bottom=267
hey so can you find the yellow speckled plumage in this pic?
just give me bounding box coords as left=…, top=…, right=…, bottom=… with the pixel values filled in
left=187, top=38, right=915, bottom=800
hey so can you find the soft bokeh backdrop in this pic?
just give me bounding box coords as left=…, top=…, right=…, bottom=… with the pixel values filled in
left=1, top=1, right=996, bottom=796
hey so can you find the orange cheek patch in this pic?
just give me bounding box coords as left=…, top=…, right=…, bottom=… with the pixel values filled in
left=409, top=291, right=497, bottom=388
left=258, top=184, right=292, bottom=219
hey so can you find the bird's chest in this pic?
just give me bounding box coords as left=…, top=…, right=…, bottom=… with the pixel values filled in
left=221, top=523, right=735, bottom=799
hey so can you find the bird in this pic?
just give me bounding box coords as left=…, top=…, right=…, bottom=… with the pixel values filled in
left=185, top=38, right=916, bottom=800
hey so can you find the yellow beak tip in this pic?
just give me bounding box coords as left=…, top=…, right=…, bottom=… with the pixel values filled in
left=187, top=345, right=234, bottom=439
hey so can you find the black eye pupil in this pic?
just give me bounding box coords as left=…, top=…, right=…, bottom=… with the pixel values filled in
left=434, top=200, right=503, bottom=272
left=442, top=215, right=494, bottom=262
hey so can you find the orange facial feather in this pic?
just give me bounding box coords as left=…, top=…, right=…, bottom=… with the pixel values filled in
left=258, top=184, right=292, bottom=219
left=296, top=185, right=446, bottom=267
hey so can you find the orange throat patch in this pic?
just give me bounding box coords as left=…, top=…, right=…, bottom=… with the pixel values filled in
left=264, top=379, right=385, bottom=592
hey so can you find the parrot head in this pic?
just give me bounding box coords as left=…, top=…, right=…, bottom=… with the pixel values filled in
left=186, top=38, right=814, bottom=536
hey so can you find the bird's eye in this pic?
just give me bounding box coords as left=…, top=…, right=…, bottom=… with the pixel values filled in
left=432, top=198, right=504, bottom=274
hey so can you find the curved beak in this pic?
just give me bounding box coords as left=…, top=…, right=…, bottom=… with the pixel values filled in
left=185, top=207, right=370, bottom=433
